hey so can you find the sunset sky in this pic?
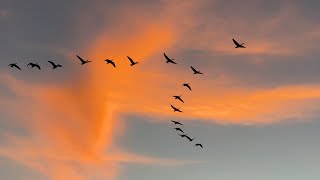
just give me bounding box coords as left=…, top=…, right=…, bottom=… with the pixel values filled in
left=2, top=0, right=320, bottom=179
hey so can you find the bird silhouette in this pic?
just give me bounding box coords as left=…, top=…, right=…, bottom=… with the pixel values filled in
left=171, top=105, right=182, bottom=112
left=76, top=55, right=92, bottom=65
left=127, top=56, right=138, bottom=66
left=194, top=143, right=203, bottom=148
left=173, top=95, right=184, bottom=103
left=232, top=38, right=246, bottom=48
left=182, top=83, right=192, bottom=91
left=178, top=134, right=188, bottom=138
left=174, top=127, right=185, bottom=133
left=163, top=53, right=177, bottom=64
left=104, top=59, right=116, bottom=67
left=48, top=61, right=62, bottom=69
left=171, top=120, right=183, bottom=125
left=191, top=66, right=203, bottom=74
left=185, top=135, right=195, bottom=142
left=9, top=63, right=21, bottom=70
left=27, top=63, right=41, bottom=70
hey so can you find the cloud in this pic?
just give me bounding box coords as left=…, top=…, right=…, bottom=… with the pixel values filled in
left=0, top=0, right=204, bottom=177
left=3, top=0, right=320, bottom=179
left=78, top=0, right=320, bottom=125
left=0, top=70, right=202, bottom=179
left=165, top=0, right=320, bottom=56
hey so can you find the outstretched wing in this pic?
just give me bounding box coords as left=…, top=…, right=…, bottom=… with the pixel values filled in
left=15, top=65, right=21, bottom=70
left=48, top=61, right=56, bottom=67
left=232, top=38, right=241, bottom=46
left=36, top=65, right=41, bottom=70
left=127, top=56, right=134, bottom=63
left=190, top=66, right=197, bottom=73
left=164, top=53, right=170, bottom=61
left=171, top=105, right=176, bottom=110
left=111, top=61, right=116, bottom=67
left=76, top=55, right=85, bottom=63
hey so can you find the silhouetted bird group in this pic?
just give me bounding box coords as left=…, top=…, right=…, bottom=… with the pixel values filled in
left=171, top=120, right=201, bottom=148
left=163, top=52, right=205, bottom=149
left=9, top=61, right=62, bottom=70
left=9, top=39, right=246, bottom=151
left=75, top=54, right=139, bottom=67
left=9, top=53, right=142, bottom=71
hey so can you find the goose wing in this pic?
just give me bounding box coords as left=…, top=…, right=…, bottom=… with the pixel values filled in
left=164, top=53, right=170, bottom=61
left=48, top=61, right=56, bottom=67
left=232, top=38, right=241, bottom=46
left=190, top=66, right=197, bottom=73
left=127, top=56, right=134, bottom=64
left=171, top=105, right=176, bottom=110
left=15, top=64, right=21, bottom=70
left=76, top=55, right=85, bottom=63
left=178, top=97, right=184, bottom=103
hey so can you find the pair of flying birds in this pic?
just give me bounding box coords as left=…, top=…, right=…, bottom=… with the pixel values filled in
left=164, top=53, right=204, bottom=74
left=171, top=120, right=203, bottom=148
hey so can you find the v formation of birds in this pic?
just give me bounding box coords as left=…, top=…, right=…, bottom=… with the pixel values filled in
left=8, top=39, right=246, bottom=150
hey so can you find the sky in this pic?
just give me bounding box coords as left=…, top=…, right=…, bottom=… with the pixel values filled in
left=1, top=0, right=320, bottom=179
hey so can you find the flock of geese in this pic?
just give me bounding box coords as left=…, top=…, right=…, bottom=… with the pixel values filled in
left=164, top=52, right=204, bottom=149
left=7, top=38, right=246, bottom=150
left=168, top=38, right=245, bottom=149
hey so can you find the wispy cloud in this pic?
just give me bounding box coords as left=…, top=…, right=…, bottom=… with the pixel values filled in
left=0, top=71, right=202, bottom=179
left=2, top=0, right=320, bottom=179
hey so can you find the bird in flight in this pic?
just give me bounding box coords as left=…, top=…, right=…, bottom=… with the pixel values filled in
left=76, top=55, right=92, bottom=65
left=27, top=63, right=41, bottom=70
left=174, top=128, right=185, bottom=133
left=173, top=95, right=184, bottom=103
left=232, top=38, right=246, bottom=48
left=48, top=61, right=62, bottom=69
left=190, top=66, right=203, bottom=74
left=127, top=56, right=138, bottom=66
left=194, top=143, right=203, bottom=148
left=184, top=135, right=195, bottom=142
left=182, top=83, right=192, bottom=91
left=178, top=134, right=188, bottom=138
left=171, top=105, right=182, bottom=112
left=163, top=53, right=177, bottom=64
left=9, top=63, right=21, bottom=70
left=171, top=120, right=183, bottom=125
left=104, top=59, right=116, bottom=68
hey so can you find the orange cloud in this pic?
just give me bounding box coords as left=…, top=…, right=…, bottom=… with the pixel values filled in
left=2, top=1, right=320, bottom=179
left=82, top=0, right=320, bottom=125
left=0, top=1, right=202, bottom=178
left=0, top=70, right=203, bottom=180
